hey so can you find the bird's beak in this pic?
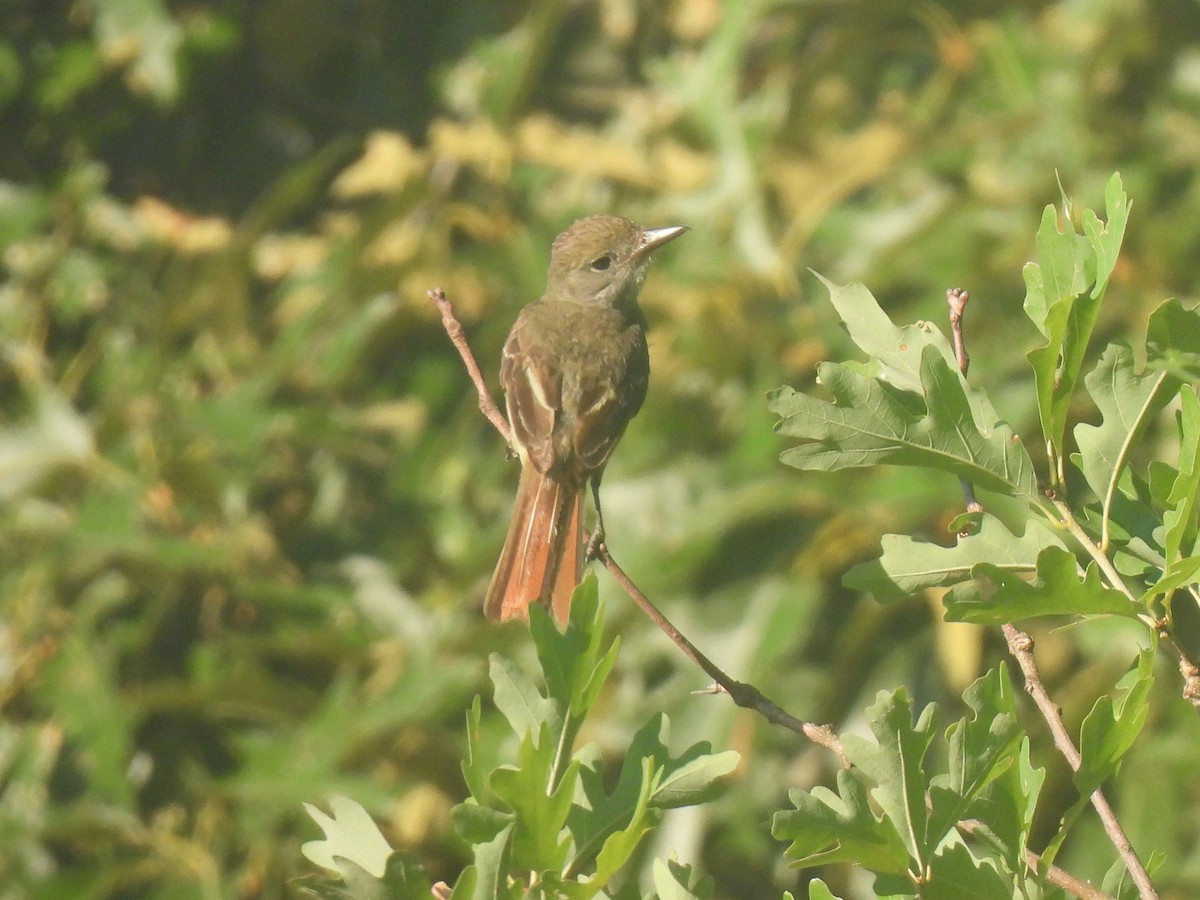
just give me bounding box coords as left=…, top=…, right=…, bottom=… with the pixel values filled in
left=635, top=225, right=689, bottom=258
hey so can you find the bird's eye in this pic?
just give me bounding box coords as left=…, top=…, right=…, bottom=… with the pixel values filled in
left=589, top=255, right=613, bottom=271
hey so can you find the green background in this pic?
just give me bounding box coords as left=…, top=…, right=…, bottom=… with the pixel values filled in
left=2, top=1, right=1199, bottom=896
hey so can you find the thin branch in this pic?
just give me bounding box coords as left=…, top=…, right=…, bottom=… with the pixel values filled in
left=959, top=818, right=1115, bottom=900
left=1003, top=626, right=1159, bottom=900
left=428, top=288, right=512, bottom=442
left=946, top=287, right=1158, bottom=900
left=947, top=289, right=984, bottom=517
left=1052, top=499, right=1139, bottom=605
left=1028, top=848, right=1114, bottom=900
left=428, top=287, right=847, bottom=764
left=593, top=542, right=849, bottom=767
left=1052, top=496, right=1200, bottom=688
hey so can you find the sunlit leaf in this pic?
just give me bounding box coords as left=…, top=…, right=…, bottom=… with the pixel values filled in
left=845, top=515, right=1065, bottom=603
left=1075, top=651, right=1154, bottom=797
left=927, top=666, right=1021, bottom=840
left=1073, top=342, right=1172, bottom=516
left=1161, top=387, right=1200, bottom=570
left=772, top=768, right=909, bottom=873
left=772, top=344, right=1036, bottom=497
left=843, top=689, right=938, bottom=868
left=490, top=725, right=577, bottom=871
left=489, top=654, right=559, bottom=745
left=650, top=857, right=715, bottom=900
left=1145, top=298, right=1200, bottom=382
left=944, top=545, right=1141, bottom=623
left=1025, top=175, right=1128, bottom=467
left=302, top=796, right=394, bottom=879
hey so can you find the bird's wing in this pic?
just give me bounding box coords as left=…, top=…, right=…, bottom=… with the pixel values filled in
left=501, top=311, right=561, bottom=474
left=571, top=330, right=649, bottom=473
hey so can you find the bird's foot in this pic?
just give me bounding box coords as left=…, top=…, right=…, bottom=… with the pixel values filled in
left=585, top=528, right=607, bottom=562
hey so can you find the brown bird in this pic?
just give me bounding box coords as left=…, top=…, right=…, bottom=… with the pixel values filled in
left=484, top=215, right=687, bottom=627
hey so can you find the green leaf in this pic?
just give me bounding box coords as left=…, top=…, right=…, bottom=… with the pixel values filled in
left=1075, top=651, right=1154, bottom=796
left=461, top=696, right=489, bottom=803
left=302, top=795, right=395, bottom=879
left=568, top=715, right=737, bottom=879
left=490, top=725, right=578, bottom=872
left=943, top=545, right=1141, bottom=623
left=1102, top=850, right=1168, bottom=900
left=1022, top=204, right=1091, bottom=338
left=842, top=689, right=937, bottom=868
left=923, top=842, right=1012, bottom=900
left=529, top=574, right=620, bottom=715
left=346, top=853, right=433, bottom=900
left=1161, top=387, right=1200, bottom=571
left=803, top=879, right=845, bottom=900
left=1085, top=173, right=1131, bottom=300
left=450, top=800, right=513, bottom=844
left=449, top=824, right=514, bottom=900
left=1145, top=298, right=1200, bottom=382
left=649, top=856, right=715, bottom=900
left=1073, top=342, right=1172, bottom=521
left=845, top=515, right=1065, bottom=603
left=489, top=654, right=559, bottom=745
left=772, top=768, right=910, bottom=873
left=1145, top=556, right=1200, bottom=605
left=589, top=756, right=657, bottom=890
left=773, top=345, right=1036, bottom=496
left=773, top=276, right=1036, bottom=498
left=817, top=275, right=958, bottom=398
left=927, top=666, right=1022, bottom=841
left=296, top=853, right=432, bottom=900
left=1025, top=175, right=1128, bottom=470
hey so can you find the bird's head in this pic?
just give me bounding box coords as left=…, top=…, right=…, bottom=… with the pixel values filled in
left=545, top=215, right=687, bottom=307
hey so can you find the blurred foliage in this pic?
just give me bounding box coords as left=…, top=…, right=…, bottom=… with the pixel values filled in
left=3, top=0, right=1200, bottom=897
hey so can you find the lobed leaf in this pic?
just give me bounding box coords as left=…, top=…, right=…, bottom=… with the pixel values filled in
left=490, top=725, right=578, bottom=872
left=943, top=545, right=1142, bottom=624
left=772, top=345, right=1037, bottom=498
left=1024, top=174, right=1129, bottom=467
left=650, top=857, right=716, bottom=900
left=489, top=654, right=560, bottom=746
left=302, top=795, right=394, bottom=880
left=1074, top=651, right=1155, bottom=797
left=845, top=515, right=1065, bottom=603
left=842, top=689, right=937, bottom=868
left=1145, top=298, right=1200, bottom=382
left=530, top=576, right=621, bottom=715
left=1073, top=342, right=1172, bottom=521
left=567, top=715, right=736, bottom=880
left=928, top=666, right=1022, bottom=841
left=772, top=768, right=910, bottom=873
left=1160, top=387, right=1200, bottom=572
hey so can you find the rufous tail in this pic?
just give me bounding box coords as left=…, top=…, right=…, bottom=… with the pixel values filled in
left=484, top=465, right=582, bottom=627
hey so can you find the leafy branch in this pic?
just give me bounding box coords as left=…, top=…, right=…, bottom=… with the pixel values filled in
left=773, top=173, right=1196, bottom=898
left=427, top=286, right=847, bottom=761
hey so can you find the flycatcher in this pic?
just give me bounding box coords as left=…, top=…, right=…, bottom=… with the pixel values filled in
left=484, top=215, right=687, bottom=626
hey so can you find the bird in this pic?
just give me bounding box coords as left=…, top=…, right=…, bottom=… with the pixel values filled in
left=484, top=215, right=687, bottom=627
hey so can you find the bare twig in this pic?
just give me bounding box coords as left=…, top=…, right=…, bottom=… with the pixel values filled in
left=946, top=287, right=1158, bottom=900
left=428, top=288, right=512, bottom=442
left=1003, top=626, right=1158, bottom=899
left=947, top=288, right=971, bottom=375
left=594, top=542, right=849, bottom=766
left=1029, top=848, right=1115, bottom=900
left=428, top=287, right=847, bottom=763
left=947, top=289, right=984, bottom=518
